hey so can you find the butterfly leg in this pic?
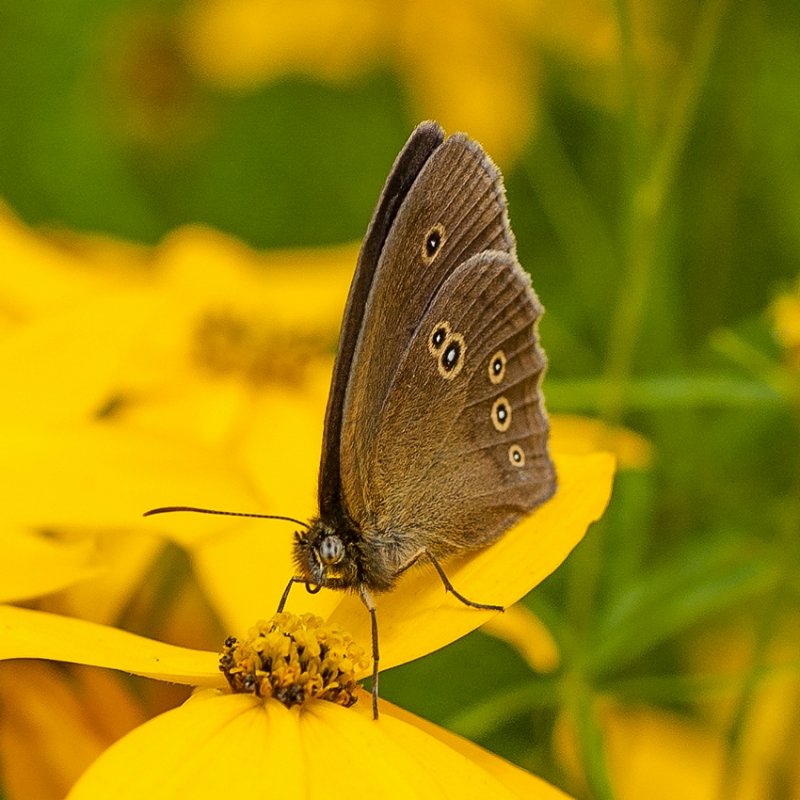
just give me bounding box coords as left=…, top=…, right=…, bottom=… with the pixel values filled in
left=426, top=552, right=504, bottom=612
left=358, top=585, right=380, bottom=720
left=395, top=548, right=427, bottom=577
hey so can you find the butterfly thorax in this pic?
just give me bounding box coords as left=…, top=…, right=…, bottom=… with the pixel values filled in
left=293, top=516, right=397, bottom=593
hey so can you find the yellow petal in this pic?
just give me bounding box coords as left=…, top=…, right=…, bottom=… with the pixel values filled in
left=153, top=225, right=353, bottom=341
left=0, top=529, right=100, bottom=603
left=68, top=688, right=562, bottom=799
left=0, top=290, right=156, bottom=425
left=482, top=604, right=560, bottom=672
left=322, top=451, right=615, bottom=674
left=67, top=691, right=305, bottom=799
left=189, top=377, right=332, bottom=631
left=0, top=606, right=224, bottom=687
left=41, top=531, right=164, bottom=627
left=3, top=424, right=258, bottom=536
left=189, top=522, right=304, bottom=634
left=381, top=697, right=571, bottom=799
left=303, top=695, right=523, bottom=798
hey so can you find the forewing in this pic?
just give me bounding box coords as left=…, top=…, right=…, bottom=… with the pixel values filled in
left=340, top=133, right=516, bottom=521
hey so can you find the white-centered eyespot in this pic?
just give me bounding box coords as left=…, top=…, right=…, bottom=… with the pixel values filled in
left=422, top=223, right=446, bottom=265
left=488, top=350, right=507, bottom=384
left=491, top=396, right=512, bottom=432
left=508, top=444, right=525, bottom=467
left=428, top=321, right=451, bottom=357
left=437, top=332, right=466, bottom=380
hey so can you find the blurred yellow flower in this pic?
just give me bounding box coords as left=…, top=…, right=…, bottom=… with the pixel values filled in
left=686, top=617, right=800, bottom=800
left=0, top=531, right=100, bottom=604
left=551, top=612, right=800, bottom=800
left=0, top=203, right=148, bottom=330
left=1, top=211, right=358, bottom=625
left=180, top=0, right=669, bottom=165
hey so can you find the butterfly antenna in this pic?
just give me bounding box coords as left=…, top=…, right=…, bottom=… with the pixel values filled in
left=143, top=505, right=310, bottom=529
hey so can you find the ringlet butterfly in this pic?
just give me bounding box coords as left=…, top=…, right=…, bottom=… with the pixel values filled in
left=146, top=121, right=556, bottom=718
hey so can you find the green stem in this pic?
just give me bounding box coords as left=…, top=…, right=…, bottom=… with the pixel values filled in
left=566, top=676, right=616, bottom=800
left=569, top=0, right=730, bottom=629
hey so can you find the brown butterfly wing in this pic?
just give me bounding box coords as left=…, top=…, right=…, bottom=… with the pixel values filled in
left=357, top=251, right=556, bottom=567
left=339, top=131, right=517, bottom=522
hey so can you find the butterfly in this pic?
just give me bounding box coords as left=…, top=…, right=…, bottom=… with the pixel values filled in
left=147, top=121, right=556, bottom=718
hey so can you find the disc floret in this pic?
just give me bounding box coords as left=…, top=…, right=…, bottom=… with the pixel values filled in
left=219, top=612, right=369, bottom=709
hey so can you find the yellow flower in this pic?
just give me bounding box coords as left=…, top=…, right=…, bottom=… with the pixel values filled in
left=548, top=613, right=800, bottom=800
left=0, top=203, right=148, bottom=330
left=0, top=211, right=358, bottom=627
left=684, top=617, right=800, bottom=800
left=0, top=449, right=614, bottom=797
left=66, top=687, right=568, bottom=798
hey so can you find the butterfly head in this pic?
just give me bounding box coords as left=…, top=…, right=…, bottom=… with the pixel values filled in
left=293, top=519, right=361, bottom=589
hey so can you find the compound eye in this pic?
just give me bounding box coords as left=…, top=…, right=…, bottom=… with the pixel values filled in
left=318, top=535, right=344, bottom=565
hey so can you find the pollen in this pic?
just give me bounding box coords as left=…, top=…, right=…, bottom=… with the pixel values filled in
left=219, top=613, right=370, bottom=709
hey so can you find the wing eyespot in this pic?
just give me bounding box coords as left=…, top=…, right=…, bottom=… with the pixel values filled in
left=508, top=444, right=525, bottom=467
left=422, top=223, right=446, bottom=265
left=436, top=332, right=465, bottom=379
left=428, top=321, right=451, bottom=357
left=488, top=350, right=507, bottom=384
left=491, top=396, right=512, bottom=432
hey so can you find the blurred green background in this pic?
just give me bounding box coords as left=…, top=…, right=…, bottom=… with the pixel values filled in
left=2, top=1, right=799, bottom=798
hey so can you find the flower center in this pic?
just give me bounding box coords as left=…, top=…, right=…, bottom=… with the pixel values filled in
left=219, top=613, right=369, bottom=709
left=192, top=309, right=331, bottom=386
